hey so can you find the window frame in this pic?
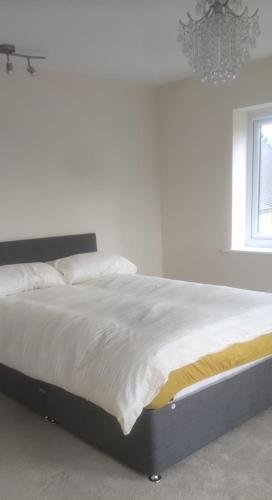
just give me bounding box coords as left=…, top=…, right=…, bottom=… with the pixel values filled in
left=246, top=108, right=272, bottom=249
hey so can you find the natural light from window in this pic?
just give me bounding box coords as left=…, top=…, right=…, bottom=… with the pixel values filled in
left=232, top=104, right=272, bottom=252
left=258, top=123, right=272, bottom=236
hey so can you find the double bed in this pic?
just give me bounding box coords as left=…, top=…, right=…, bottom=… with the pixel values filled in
left=0, top=233, right=272, bottom=482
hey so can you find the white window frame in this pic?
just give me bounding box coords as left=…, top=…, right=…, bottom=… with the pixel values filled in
left=246, top=108, right=272, bottom=249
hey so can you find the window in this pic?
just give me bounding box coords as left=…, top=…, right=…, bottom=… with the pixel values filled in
left=246, top=110, right=272, bottom=248
left=232, top=105, right=272, bottom=252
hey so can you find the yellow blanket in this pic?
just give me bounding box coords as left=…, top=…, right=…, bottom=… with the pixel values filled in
left=148, top=333, right=272, bottom=409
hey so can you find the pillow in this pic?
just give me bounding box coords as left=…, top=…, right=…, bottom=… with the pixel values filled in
left=0, top=262, right=64, bottom=297
left=52, top=252, right=137, bottom=285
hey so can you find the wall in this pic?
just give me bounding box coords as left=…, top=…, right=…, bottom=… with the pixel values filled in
left=4, top=57, right=272, bottom=288
left=0, top=70, right=162, bottom=276
left=158, top=56, right=272, bottom=291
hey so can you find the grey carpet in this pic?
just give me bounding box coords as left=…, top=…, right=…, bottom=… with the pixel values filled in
left=0, top=395, right=271, bottom=500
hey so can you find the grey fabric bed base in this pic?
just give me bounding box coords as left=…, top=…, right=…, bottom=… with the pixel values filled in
left=1, top=358, right=272, bottom=477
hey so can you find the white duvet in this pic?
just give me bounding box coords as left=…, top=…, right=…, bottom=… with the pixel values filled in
left=1, top=274, right=272, bottom=434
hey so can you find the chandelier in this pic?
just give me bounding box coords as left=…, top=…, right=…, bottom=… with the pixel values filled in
left=0, top=44, right=45, bottom=76
left=178, top=0, right=260, bottom=86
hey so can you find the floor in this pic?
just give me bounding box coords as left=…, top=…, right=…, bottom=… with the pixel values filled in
left=0, top=395, right=272, bottom=500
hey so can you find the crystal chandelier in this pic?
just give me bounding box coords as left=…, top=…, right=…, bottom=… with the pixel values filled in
left=178, top=0, right=260, bottom=86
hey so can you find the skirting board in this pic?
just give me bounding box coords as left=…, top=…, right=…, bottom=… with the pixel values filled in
left=1, top=358, right=272, bottom=477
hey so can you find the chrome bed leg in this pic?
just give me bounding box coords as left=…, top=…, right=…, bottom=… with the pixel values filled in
left=148, top=474, right=162, bottom=483
left=44, top=415, right=57, bottom=424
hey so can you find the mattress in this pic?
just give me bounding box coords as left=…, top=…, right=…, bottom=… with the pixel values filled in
left=148, top=332, right=272, bottom=409
left=173, top=354, right=272, bottom=403
left=1, top=274, right=272, bottom=434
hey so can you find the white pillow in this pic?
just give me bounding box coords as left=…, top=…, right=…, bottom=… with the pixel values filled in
left=0, top=262, right=64, bottom=297
left=52, top=252, right=137, bottom=285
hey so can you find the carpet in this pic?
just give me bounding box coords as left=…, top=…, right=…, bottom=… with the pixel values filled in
left=0, top=394, right=271, bottom=500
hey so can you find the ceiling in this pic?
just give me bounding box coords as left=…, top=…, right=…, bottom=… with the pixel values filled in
left=0, top=0, right=271, bottom=84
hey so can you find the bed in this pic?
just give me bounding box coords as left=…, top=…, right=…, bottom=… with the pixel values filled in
left=0, top=233, right=272, bottom=482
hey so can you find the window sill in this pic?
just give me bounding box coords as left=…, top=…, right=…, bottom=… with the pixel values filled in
left=225, top=247, right=272, bottom=255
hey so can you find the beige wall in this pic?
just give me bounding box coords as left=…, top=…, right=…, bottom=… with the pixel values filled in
left=3, top=57, right=272, bottom=288
left=0, top=71, right=162, bottom=276
left=158, top=57, right=272, bottom=291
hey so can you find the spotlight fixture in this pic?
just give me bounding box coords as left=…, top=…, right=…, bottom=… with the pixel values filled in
left=0, top=43, right=45, bottom=76
left=6, top=54, right=13, bottom=75
left=26, top=57, right=37, bottom=76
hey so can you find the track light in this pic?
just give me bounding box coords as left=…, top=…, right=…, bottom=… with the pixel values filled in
left=26, top=57, right=37, bottom=76
left=6, top=54, right=13, bottom=75
left=0, top=43, right=45, bottom=77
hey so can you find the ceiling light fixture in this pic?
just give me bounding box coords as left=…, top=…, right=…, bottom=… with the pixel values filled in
left=26, top=57, right=37, bottom=76
left=0, top=44, right=45, bottom=76
left=178, top=0, right=260, bottom=86
left=6, top=54, right=13, bottom=75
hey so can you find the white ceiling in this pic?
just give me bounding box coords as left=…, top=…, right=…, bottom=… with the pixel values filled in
left=0, top=0, right=271, bottom=84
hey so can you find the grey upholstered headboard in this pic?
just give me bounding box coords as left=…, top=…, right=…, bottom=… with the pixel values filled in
left=0, top=233, right=97, bottom=266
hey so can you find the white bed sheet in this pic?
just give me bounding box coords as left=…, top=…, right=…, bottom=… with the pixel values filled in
left=173, top=354, right=272, bottom=402
left=0, top=274, right=272, bottom=434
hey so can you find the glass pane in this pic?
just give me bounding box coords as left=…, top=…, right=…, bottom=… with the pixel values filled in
left=257, top=122, right=272, bottom=236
